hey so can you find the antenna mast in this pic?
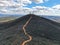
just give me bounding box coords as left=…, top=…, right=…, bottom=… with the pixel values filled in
left=29, top=10, right=34, bottom=14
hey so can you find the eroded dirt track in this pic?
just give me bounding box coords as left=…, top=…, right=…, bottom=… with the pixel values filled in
left=21, top=16, right=32, bottom=45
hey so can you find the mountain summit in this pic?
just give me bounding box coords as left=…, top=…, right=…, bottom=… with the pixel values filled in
left=0, top=14, right=60, bottom=45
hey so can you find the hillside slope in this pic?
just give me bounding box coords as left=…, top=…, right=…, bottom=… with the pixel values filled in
left=0, top=14, right=60, bottom=45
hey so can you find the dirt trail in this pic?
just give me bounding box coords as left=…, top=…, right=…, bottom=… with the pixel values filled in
left=21, top=16, right=32, bottom=45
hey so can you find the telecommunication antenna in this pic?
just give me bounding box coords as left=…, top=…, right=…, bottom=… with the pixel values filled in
left=29, top=10, right=34, bottom=14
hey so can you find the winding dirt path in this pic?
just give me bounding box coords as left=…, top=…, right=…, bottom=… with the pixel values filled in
left=21, top=16, right=32, bottom=45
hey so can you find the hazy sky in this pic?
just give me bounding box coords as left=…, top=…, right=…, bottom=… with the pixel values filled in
left=0, top=0, right=60, bottom=16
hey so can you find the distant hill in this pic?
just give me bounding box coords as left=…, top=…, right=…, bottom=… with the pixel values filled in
left=0, top=15, right=23, bottom=22
left=0, top=14, right=60, bottom=45
left=42, top=16, right=60, bottom=23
